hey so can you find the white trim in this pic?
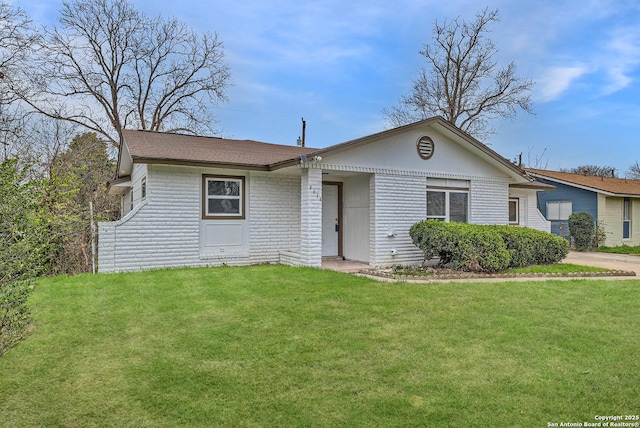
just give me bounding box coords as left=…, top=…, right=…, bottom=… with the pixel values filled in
left=300, top=163, right=513, bottom=183
left=427, top=189, right=469, bottom=222
left=509, top=198, right=519, bottom=225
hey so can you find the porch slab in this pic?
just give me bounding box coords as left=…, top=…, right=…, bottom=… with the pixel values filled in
left=322, top=258, right=370, bottom=273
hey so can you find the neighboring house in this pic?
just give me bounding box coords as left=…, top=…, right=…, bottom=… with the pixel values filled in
left=527, top=168, right=640, bottom=246
left=98, top=117, right=551, bottom=273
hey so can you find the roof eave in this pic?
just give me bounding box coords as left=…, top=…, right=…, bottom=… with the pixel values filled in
left=527, top=171, right=640, bottom=197
left=131, top=156, right=272, bottom=171
left=510, top=182, right=556, bottom=190
left=283, top=117, right=530, bottom=181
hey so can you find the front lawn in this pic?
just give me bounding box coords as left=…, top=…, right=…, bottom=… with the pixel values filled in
left=1, top=265, right=639, bottom=427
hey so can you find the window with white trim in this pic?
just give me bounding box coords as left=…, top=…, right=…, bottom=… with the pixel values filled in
left=509, top=198, right=519, bottom=225
left=427, top=189, right=468, bottom=222
left=141, top=177, right=146, bottom=200
left=623, top=197, right=631, bottom=239
left=546, top=201, right=572, bottom=220
left=202, top=175, right=245, bottom=219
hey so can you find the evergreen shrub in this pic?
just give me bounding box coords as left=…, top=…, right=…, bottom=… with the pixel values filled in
left=410, top=220, right=569, bottom=272
left=568, top=212, right=596, bottom=250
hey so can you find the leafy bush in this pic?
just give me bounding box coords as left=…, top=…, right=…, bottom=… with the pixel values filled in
left=1, top=158, right=49, bottom=356
left=492, top=225, right=569, bottom=267
left=492, top=226, right=537, bottom=268
left=592, top=221, right=608, bottom=247
left=0, top=280, right=33, bottom=356
left=409, top=219, right=457, bottom=265
left=410, top=220, right=569, bottom=272
left=410, top=221, right=511, bottom=272
left=568, top=212, right=595, bottom=250
left=449, top=223, right=512, bottom=272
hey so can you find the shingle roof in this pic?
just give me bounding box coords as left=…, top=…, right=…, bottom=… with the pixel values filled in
left=119, top=118, right=531, bottom=181
left=526, top=168, right=640, bottom=196
left=122, top=129, right=317, bottom=169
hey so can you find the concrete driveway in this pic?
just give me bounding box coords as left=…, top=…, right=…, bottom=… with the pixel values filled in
left=563, top=251, right=640, bottom=275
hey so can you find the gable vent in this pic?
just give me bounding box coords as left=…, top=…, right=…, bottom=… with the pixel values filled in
left=417, top=136, right=435, bottom=160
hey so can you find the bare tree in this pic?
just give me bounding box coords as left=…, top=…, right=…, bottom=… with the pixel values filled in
left=384, top=8, right=534, bottom=139
left=562, top=165, right=617, bottom=177
left=626, top=162, right=640, bottom=180
left=0, top=2, right=38, bottom=160
left=513, top=146, right=547, bottom=169
left=14, top=0, right=230, bottom=148
left=0, top=2, right=37, bottom=95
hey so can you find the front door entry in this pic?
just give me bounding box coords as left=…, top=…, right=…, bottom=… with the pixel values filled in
left=322, top=184, right=340, bottom=257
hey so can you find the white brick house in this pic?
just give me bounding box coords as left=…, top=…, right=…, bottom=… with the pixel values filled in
left=98, top=117, right=551, bottom=273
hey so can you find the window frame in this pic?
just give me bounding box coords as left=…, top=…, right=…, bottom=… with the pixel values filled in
left=426, top=187, right=469, bottom=223
left=508, top=198, right=519, bottom=225
left=141, top=176, right=146, bottom=200
left=202, top=174, right=246, bottom=220
left=623, top=197, right=631, bottom=239
left=546, top=200, right=572, bottom=220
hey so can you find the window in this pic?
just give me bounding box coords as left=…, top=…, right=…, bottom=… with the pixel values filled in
left=509, top=199, right=519, bottom=224
left=129, top=190, right=133, bottom=211
left=202, top=175, right=245, bottom=219
left=427, top=189, right=468, bottom=222
left=623, top=197, right=631, bottom=239
left=546, top=201, right=572, bottom=220
left=141, top=177, right=146, bottom=200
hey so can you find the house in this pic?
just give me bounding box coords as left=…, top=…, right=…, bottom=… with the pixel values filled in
left=527, top=168, right=640, bottom=246
left=98, top=117, right=551, bottom=273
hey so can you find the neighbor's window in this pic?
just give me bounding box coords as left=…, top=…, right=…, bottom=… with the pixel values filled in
left=427, top=189, right=468, bottom=222
left=546, top=201, right=572, bottom=220
left=623, top=197, right=631, bottom=239
left=202, top=175, right=245, bottom=219
left=129, top=190, right=133, bottom=211
left=141, top=177, right=146, bottom=200
left=509, top=199, right=519, bottom=224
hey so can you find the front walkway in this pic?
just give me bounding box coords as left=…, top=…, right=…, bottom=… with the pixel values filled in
left=322, top=258, right=370, bottom=273
left=563, top=251, right=640, bottom=275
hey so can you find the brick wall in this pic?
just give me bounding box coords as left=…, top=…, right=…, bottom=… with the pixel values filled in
left=370, top=174, right=425, bottom=267
left=98, top=165, right=304, bottom=272
left=470, top=179, right=509, bottom=224
left=249, top=173, right=301, bottom=263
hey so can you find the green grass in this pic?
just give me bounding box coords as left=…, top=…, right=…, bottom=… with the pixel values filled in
left=594, top=245, right=640, bottom=255
left=1, top=265, right=639, bottom=427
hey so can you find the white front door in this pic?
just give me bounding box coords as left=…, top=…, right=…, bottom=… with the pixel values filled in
left=322, top=184, right=339, bottom=257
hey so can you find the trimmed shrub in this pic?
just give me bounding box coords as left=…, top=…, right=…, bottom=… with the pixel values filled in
left=410, top=221, right=569, bottom=272
left=492, top=225, right=569, bottom=267
left=492, top=225, right=537, bottom=268
left=449, top=223, right=511, bottom=272
left=568, top=212, right=595, bottom=250
left=410, top=221, right=511, bottom=272
left=409, top=219, right=457, bottom=266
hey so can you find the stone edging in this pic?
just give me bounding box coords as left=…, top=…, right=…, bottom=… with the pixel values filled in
left=359, top=269, right=636, bottom=281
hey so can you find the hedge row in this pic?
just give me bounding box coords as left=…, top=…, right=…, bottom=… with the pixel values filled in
left=409, top=220, right=569, bottom=272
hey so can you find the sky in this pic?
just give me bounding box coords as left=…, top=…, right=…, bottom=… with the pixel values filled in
left=15, top=0, right=640, bottom=175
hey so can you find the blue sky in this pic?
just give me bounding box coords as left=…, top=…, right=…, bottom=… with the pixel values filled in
left=16, top=0, right=640, bottom=175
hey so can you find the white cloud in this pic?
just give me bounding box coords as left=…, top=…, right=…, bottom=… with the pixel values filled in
left=535, top=65, right=589, bottom=102
left=601, top=26, right=640, bottom=94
